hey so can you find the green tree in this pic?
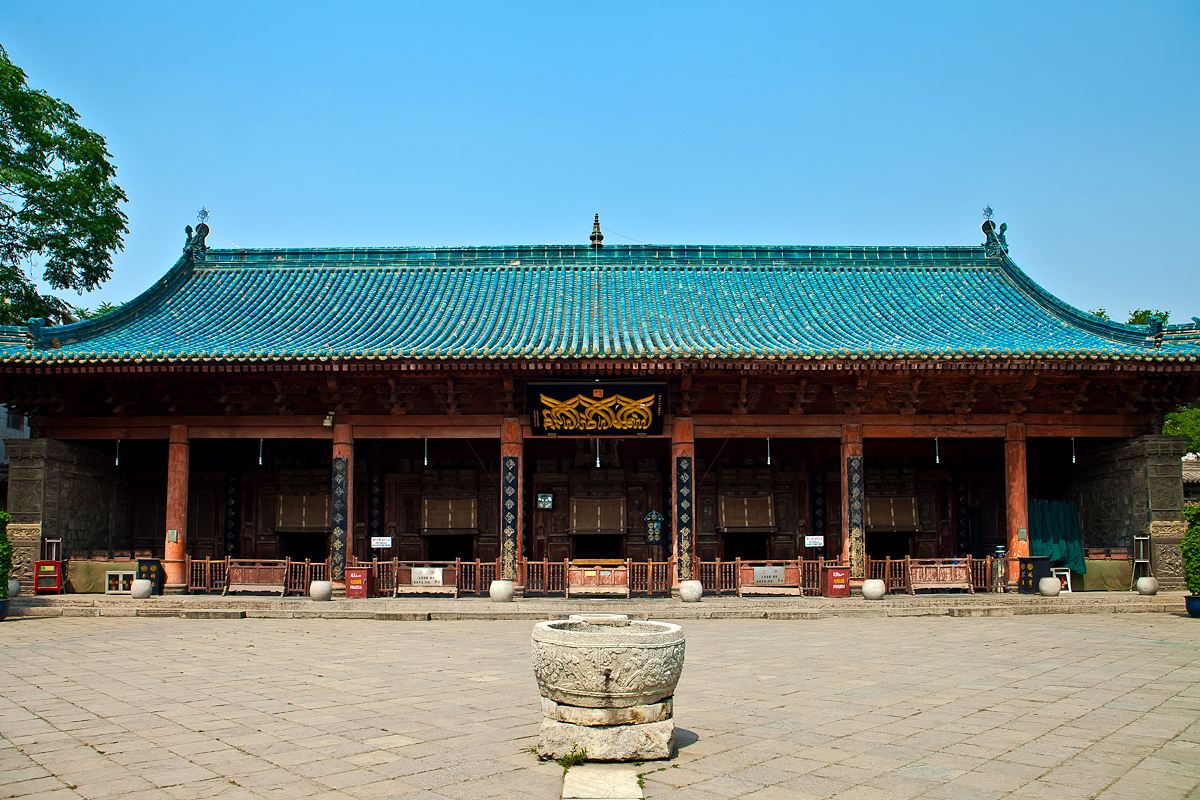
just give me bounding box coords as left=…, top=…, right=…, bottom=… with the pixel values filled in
left=1165, top=405, right=1200, bottom=453
left=1089, top=307, right=1111, bottom=321
left=74, top=300, right=122, bottom=320
left=1127, top=308, right=1169, bottom=325
left=0, top=45, right=128, bottom=325
left=0, top=510, right=11, bottom=600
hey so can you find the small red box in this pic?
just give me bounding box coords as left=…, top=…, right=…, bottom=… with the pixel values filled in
left=345, top=567, right=373, bottom=599
left=820, top=565, right=850, bottom=598
left=34, top=560, right=63, bottom=594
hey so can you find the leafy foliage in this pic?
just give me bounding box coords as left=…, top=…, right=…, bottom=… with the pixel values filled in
left=1182, top=505, right=1200, bottom=595
left=0, top=510, right=12, bottom=600
left=1127, top=308, right=1169, bottom=325
left=1088, top=307, right=1111, bottom=322
left=74, top=300, right=122, bottom=320
left=554, top=744, right=586, bottom=774
left=1165, top=406, right=1200, bottom=454
left=0, top=45, right=128, bottom=325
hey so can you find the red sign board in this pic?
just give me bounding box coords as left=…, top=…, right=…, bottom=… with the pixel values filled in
left=821, top=565, right=850, bottom=598
left=345, top=567, right=374, bottom=599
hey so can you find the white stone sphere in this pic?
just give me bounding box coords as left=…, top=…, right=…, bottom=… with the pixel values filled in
left=1135, top=577, right=1158, bottom=596
left=861, top=578, right=887, bottom=600
left=7, top=578, right=20, bottom=598
left=489, top=579, right=515, bottom=603
left=130, top=579, right=154, bottom=600
left=679, top=579, right=703, bottom=603
left=309, top=580, right=333, bottom=602
left=1038, top=576, right=1061, bottom=597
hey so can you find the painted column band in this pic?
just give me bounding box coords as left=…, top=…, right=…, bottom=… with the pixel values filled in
left=675, top=455, right=694, bottom=581
left=846, top=454, right=865, bottom=578
left=331, top=456, right=349, bottom=580
left=501, top=455, right=520, bottom=581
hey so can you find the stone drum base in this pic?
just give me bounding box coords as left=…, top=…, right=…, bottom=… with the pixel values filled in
left=538, top=718, right=674, bottom=761
left=541, top=697, right=672, bottom=726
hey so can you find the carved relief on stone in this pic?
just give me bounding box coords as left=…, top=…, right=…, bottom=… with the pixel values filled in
left=531, top=621, right=685, bottom=709
left=1149, top=520, right=1187, bottom=590
left=6, top=523, right=42, bottom=587
left=7, top=478, right=44, bottom=517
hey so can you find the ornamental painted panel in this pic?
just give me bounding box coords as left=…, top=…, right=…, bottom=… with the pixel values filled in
left=224, top=472, right=239, bottom=557
left=847, top=456, right=865, bottom=578
left=676, top=456, right=694, bottom=580
left=811, top=473, right=825, bottom=542
left=528, top=382, right=667, bottom=436
left=501, top=456, right=520, bottom=581
left=331, top=457, right=348, bottom=580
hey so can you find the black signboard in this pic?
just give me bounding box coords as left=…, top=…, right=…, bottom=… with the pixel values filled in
left=528, top=382, right=667, bottom=436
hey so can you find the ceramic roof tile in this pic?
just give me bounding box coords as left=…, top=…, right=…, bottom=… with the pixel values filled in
left=1, top=243, right=1198, bottom=364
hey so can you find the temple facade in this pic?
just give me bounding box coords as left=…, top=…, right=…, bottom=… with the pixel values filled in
left=1, top=218, right=1197, bottom=594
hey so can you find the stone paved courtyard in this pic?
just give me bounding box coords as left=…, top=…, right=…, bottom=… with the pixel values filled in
left=1, top=615, right=1198, bottom=800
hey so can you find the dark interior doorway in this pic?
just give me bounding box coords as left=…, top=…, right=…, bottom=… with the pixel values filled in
left=572, top=534, right=624, bottom=560
left=425, top=534, right=476, bottom=562
left=720, top=532, right=771, bottom=560
left=866, top=531, right=913, bottom=560
left=277, top=530, right=330, bottom=562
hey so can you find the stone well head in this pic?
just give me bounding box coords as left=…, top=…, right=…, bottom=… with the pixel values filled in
left=531, top=618, right=685, bottom=709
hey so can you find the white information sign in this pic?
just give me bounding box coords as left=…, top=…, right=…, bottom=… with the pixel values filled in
left=411, top=567, right=444, bottom=585
left=804, top=535, right=825, bottom=548
left=370, top=536, right=393, bottom=549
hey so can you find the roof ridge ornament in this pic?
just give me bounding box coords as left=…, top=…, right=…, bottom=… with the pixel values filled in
left=981, top=213, right=1008, bottom=258
left=590, top=213, right=604, bottom=249
left=184, top=209, right=210, bottom=261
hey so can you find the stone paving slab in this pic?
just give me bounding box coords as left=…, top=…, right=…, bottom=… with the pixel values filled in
left=1, top=615, right=1197, bottom=799
left=561, top=763, right=643, bottom=798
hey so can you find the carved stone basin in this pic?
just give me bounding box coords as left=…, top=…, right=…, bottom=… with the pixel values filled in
left=531, top=618, right=685, bottom=709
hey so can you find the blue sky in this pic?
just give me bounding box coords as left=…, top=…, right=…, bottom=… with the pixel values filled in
left=4, top=1, right=1199, bottom=322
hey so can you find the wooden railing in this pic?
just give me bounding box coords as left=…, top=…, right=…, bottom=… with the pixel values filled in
left=346, top=557, right=501, bottom=596
left=186, top=554, right=1014, bottom=597
left=286, top=559, right=330, bottom=595
left=865, top=557, right=909, bottom=593
left=187, top=557, right=229, bottom=593
left=523, top=560, right=569, bottom=595
left=628, top=561, right=674, bottom=596
left=694, top=559, right=826, bottom=596
left=695, top=560, right=739, bottom=594
left=186, top=557, right=330, bottom=596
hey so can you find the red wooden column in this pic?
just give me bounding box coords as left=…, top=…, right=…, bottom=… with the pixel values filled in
left=331, top=423, right=354, bottom=582
left=500, top=417, right=523, bottom=582
left=840, top=424, right=865, bottom=578
left=163, top=424, right=190, bottom=591
left=1004, top=422, right=1030, bottom=583
left=671, top=417, right=696, bottom=585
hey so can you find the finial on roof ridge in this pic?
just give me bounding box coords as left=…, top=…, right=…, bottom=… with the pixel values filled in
left=184, top=217, right=210, bottom=260
left=981, top=217, right=1008, bottom=258
left=590, top=213, right=604, bottom=249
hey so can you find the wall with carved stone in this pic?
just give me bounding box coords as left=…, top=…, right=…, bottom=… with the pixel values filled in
left=1070, top=435, right=1187, bottom=588
left=5, top=439, right=123, bottom=591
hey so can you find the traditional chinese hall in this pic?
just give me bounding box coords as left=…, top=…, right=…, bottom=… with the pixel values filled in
left=1, top=217, right=1196, bottom=596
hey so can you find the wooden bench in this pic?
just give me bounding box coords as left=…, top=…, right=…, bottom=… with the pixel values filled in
left=906, top=557, right=974, bottom=594
left=223, top=559, right=289, bottom=596
left=566, top=561, right=631, bottom=598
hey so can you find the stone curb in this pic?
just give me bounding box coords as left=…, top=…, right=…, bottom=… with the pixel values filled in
left=7, top=596, right=1185, bottom=622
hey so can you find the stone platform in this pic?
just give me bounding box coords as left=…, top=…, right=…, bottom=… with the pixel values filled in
left=4, top=590, right=1187, bottom=622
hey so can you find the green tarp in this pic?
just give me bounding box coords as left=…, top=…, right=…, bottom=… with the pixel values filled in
left=1071, top=560, right=1132, bottom=591
left=1029, top=498, right=1086, bottom=574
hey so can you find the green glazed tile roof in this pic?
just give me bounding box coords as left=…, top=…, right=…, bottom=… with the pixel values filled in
left=2, top=243, right=1198, bottom=365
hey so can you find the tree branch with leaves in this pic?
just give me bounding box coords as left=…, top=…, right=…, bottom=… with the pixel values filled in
left=0, top=45, right=127, bottom=325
